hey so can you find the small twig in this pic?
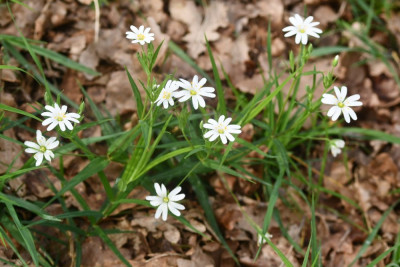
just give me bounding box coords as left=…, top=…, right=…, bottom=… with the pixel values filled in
left=94, top=0, right=100, bottom=43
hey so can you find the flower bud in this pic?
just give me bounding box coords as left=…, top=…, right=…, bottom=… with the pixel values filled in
left=332, top=55, right=339, bottom=67
left=78, top=101, right=85, bottom=115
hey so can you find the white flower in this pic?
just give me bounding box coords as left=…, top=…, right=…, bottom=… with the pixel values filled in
left=155, top=80, right=180, bottom=109
left=175, top=75, right=216, bottom=110
left=257, top=232, right=273, bottom=246
left=203, top=115, right=242, bottom=144
left=126, top=25, right=154, bottom=45
left=24, top=130, right=59, bottom=166
left=321, top=86, right=363, bottom=123
left=330, top=139, right=345, bottom=157
left=145, top=183, right=185, bottom=221
left=41, top=103, right=80, bottom=131
left=282, top=14, right=322, bottom=45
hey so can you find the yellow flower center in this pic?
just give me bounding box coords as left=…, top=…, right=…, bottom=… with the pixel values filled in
left=137, top=34, right=145, bottom=40
left=217, top=124, right=226, bottom=134
left=39, top=146, right=47, bottom=153
left=163, top=92, right=171, bottom=99
left=298, top=26, right=306, bottom=33
left=163, top=197, right=169, bottom=203
left=190, top=89, right=197, bottom=96
left=338, top=102, right=345, bottom=108
left=56, top=113, right=66, bottom=121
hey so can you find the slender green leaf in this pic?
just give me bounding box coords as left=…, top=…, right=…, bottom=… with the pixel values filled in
left=125, top=67, right=144, bottom=119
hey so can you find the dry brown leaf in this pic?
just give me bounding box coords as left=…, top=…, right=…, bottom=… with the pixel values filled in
left=0, top=129, right=23, bottom=174
left=171, top=0, right=229, bottom=58
left=314, top=6, right=338, bottom=27
left=105, top=71, right=137, bottom=116
left=79, top=44, right=99, bottom=80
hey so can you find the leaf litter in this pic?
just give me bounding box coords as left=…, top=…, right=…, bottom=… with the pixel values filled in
left=1, top=0, right=400, bottom=266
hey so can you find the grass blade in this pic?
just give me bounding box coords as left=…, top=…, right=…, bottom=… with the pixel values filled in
left=205, top=36, right=226, bottom=114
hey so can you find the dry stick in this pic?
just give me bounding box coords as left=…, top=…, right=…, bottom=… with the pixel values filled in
left=94, top=0, right=100, bottom=43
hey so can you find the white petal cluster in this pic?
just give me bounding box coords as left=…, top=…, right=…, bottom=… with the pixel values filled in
left=257, top=232, right=273, bottom=246
left=175, top=75, right=216, bottom=110
left=41, top=104, right=80, bottom=131
left=155, top=80, right=180, bottom=109
left=24, top=130, right=59, bottom=166
left=126, top=25, right=154, bottom=45
left=330, top=139, right=345, bottom=157
left=321, top=86, right=363, bottom=123
left=282, top=14, right=322, bottom=45
left=203, top=115, right=242, bottom=144
left=146, top=183, right=185, bottom=221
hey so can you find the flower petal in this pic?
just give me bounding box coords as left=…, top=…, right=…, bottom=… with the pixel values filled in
left=34, top=153, right=44, bottom=166
left=321, top=94, right=338, bottom=105
left=342, top=108, right=350, bottom=123
left=209, top=133, right=219, bottom=142
left=295, top=33, right=301, bottom=44
left=168, top=186, right=182, bottom=198
left=301, top=33, right=308, bottom=45
left=204, top=130, right=215, bottom=138
left=25, top=148, right=38, bottom=154
left=345, top=107, right=358, bottom=121
left=24, top=141, right=40, bottom=150
left=339, top=86, right=347, bottom=101
left=196, top=95, right=205, bottom=108
left=154, top=204, right=164, bottom=220
left=331, top=107, right=342, bottom=121
left=327, top=106, right=339, bottom=118
left=192, top=96, right=199, bottom=110
left=220, top=134, right=228, bottom=144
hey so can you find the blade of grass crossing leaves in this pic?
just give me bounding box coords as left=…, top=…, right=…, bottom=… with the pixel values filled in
left=107, top=126, right=140, bottom=159
left=0, top=35, right=99, bottom=76
left=3, top=6, right=53, bottom=102
left=80, top=84, right=115, bottom=137
left=311, top=46, right=353, bottom=57
left=0, top=103, right=41, bottom=121
left=75, top=239, right=82, bottom=267
left=301, top=239, right=312, bottom=267
left=2, top=42, right=78, bottom=109
left=327, top=127, right=400, bottom=144
left=0, top=64, right=38, bottom=81
left=310, top=195, right=321, bottom=266
left=205, top=36, right=226, bottom=114
left=189, top=175, right=239, bottom=265
left=242, top=72, right=295, bottom=125
left=256, top=140, right=288, bottom=259
left=349, top=199, right=400, bottom=266
left=0, top=226, right=29, bottom=266
left=125, top=67, right=144, bottom=119
left=119, top=137, right=145, bottom=191
left=264, top=238, right=294, bottom=267
left=45, top=158, right=109, bottom=207
left=93, top=225, right=131, bottom=267
left=5, top=203, right=39, bottom=266
left=366, top=244, right=400, bottom=267
left=0, top=193, right=60, bottom=222
left=168, top=41, right=214, bottom=85
left=272, top=209, right=304, bottom=255
left=0, top=166, right=44, bottom=181
left=138, top=146, right=201, bottom=177
left=392, top=230, right=400, bottom=263
left=266, top=22, right=273, bottom=73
